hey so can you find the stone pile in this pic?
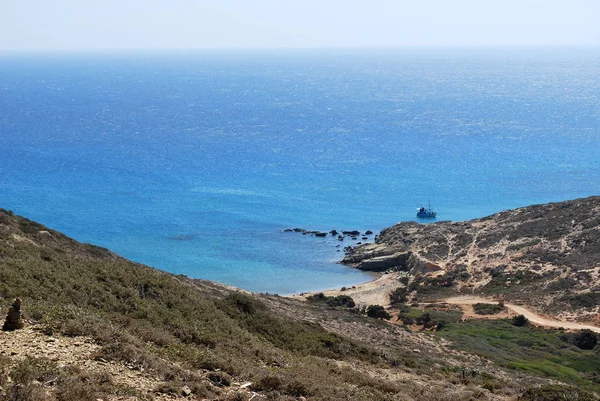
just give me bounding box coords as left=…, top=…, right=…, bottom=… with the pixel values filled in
left=3, top=297, right=25, bottom=331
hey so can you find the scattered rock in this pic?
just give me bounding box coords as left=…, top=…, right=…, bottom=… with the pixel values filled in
left=3, top=298, right=25, bottom=331
left=181, top=385, right=192, bottom=396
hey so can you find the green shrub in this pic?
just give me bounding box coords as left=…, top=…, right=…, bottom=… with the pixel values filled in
left=561, top=330, right=598, bottom=350
left=473, top=302, right=505, bottom=315
left=512, top=314, right=529, bottom=327
left=366, top=305, right=391, bottom=320
left=389, top=287, right=407, bottom=306
left=306, top=293, right=355, bottom=308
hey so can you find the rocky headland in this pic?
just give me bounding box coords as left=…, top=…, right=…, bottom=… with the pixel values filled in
left=341, top=196, right=600, bottom=322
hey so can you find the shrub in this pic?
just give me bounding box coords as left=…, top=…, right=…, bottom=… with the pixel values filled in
left=222, top=292, right=265, bottom=315
left=561, top=330, right=598, bottom=350
left=512, top=314, right=529, bottom=327
left=307, top=293, right=355, bottom=308
left=574, top=330, right=598, bottom=350
left=473, top=303, right=505, bottom=315
left=389, top=287, right=407, bottom=306
left=520, top=384, right=597, bottom=400
left=10, top=357, right=60, bottom=384
left=326, top=295, right=355, bottom=308
left=366, top=305, right=391, bottom=320
left=563, top=292, right=600, bottom=308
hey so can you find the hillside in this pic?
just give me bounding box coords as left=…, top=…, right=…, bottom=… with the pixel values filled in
left=0, top=207, right=599, bottom=400
left=342, top=196, right=600, bottom=322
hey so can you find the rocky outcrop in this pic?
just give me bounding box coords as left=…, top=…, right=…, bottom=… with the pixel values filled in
left=283, top=227, right=376, bottom=241
left=3, top=298, right=25, bottom=331
left=342, top=243, right=442, bottom=273
left=340, top=196, right=600, bottom=314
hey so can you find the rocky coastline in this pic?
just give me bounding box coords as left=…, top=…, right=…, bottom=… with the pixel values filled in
left=332, top=196, right=600, bottom=321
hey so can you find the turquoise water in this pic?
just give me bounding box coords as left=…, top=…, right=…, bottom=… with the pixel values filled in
left=1, top=49, right=599, bottom=294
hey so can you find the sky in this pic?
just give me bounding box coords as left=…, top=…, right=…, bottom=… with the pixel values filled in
left=1, top=0, right=599, bottom=50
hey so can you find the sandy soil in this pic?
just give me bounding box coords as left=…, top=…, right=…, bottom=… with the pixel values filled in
left=444, top=296, right=600, bottom=333
left=290, top=272, right=402, bottom=307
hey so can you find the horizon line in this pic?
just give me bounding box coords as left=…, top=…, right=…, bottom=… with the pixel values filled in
left=1, top=44, right=599, bottom=54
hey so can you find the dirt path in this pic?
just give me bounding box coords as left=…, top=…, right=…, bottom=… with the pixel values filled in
left=444, top=296, right=600, bottom=333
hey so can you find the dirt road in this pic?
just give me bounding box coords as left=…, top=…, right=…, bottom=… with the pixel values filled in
left=444, top=296, right=600, bottom=333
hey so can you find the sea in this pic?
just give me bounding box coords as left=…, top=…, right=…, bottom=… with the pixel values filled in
left=1, top=48, right=599, bottom=295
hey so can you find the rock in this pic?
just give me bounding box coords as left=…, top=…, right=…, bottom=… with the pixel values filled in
left=3, top=298, right=25, bottom=331
left=181, top=385, right=192, bottom=396
left=365, top=230, right=373, bottom=235
left=342, top=230, right=361, bottom=236
left=283, top=229, right=293, bottom=232
left=338, top=235, right=344, bottom=241
left=344, top=250, right=412, bottom=272
left=362, top=237, right=368, bottom=240
left=315, top=232, right=327, bottom=237
left=208, top=371, right=232, bottom=387
left=330, top=230, right=338, bottom=236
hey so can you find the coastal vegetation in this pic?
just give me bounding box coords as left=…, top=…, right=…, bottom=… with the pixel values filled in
left=306, top=292, right=356, bottom=308
left=436, top=319, right=600, bottom=392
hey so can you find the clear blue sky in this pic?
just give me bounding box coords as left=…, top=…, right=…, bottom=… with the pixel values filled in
left=1, top=0, right=599, bottom=50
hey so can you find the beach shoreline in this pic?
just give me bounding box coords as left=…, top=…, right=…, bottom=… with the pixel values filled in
left=288, top=271, right=401, bottom=308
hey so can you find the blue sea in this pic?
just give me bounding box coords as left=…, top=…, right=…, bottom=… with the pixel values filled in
left=1, top=49, right=599, bottom=294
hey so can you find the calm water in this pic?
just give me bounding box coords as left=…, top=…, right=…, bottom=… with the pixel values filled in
left=1, top=49, right=599, bottom=294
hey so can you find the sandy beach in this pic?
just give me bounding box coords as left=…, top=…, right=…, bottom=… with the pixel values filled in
left=289, top=271, right=402, bottom=308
